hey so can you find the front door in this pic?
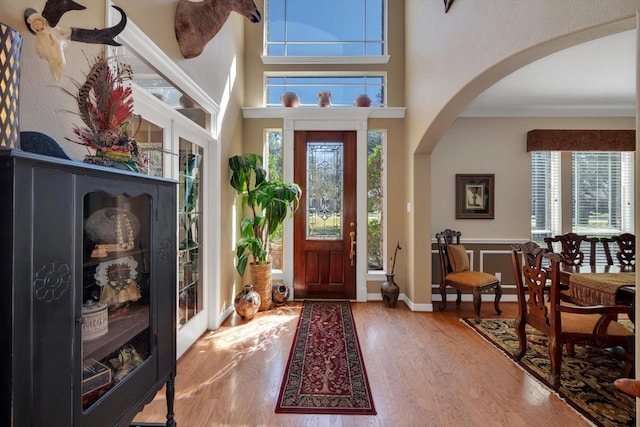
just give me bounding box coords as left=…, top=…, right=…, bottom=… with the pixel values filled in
left=293, top=131, right=357, bottom=299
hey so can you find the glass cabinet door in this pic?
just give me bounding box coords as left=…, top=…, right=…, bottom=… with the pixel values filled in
left=81, top=192, right=152, bottom=410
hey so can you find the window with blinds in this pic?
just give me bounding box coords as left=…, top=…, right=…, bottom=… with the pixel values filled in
left=572, top=152, right=634, bottom=263
left=530, top=151, right=560, bottom=245
left=531, top=151, right=634, bottom=263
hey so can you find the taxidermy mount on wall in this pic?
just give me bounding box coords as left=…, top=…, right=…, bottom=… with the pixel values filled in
left=444, top=0, right=455, bottom=13
left=175, top=0, right=262, bottom=59
left=24, top=0, right=127, bottom=81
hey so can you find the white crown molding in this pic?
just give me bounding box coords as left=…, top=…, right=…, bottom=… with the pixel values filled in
left=106, top=2, right=220, bottom=119
left=242, top=107, right=406, bottom=120
left=262, top=55, right=391, bottom=65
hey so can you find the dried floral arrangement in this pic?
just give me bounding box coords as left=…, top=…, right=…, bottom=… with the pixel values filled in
left=66, top=54, right=146, bottom=173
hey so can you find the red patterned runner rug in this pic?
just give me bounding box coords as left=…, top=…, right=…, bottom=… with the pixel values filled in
left=275, top=301, right=376, bottom=415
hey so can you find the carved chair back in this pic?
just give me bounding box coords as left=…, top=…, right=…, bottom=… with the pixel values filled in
left=613, top=233, right=636, bottom=266
left=435, top=228, right=461, bottom=277
left=544, top=232, right=598, bottom=266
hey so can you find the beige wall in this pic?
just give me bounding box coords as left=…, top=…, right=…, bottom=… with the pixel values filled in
left=404, top=0, right=637, bottom=155
left=431, top=116, right=636, bottom=240
left=405, top=1, right=637, bottom=307
left=1, top=0, right=247, bottom=319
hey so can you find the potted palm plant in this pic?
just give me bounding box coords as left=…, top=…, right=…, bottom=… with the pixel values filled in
left=229, top=153, right=301, bottom=310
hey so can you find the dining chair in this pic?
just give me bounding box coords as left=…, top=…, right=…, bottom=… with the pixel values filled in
left=612, top=233, right=635, bottom=266
left=544, top=232, right=599, bottom=266
left=510, top=242, right=634, bottom=389
left=435, top=229, right=502, bottom=323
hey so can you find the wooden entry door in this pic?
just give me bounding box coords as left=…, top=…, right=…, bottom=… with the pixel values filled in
left=293, top=131, right=357, bottom=299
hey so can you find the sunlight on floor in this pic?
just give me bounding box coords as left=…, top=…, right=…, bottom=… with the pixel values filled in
left=147, top=305, right=302, bottom=404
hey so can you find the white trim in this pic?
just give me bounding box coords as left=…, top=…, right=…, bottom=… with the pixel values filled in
left=366, top=293, right=434, bottom=312
left=430, top=237, right=531, bottom=244
left=262, top=55, right=391, bottom=65
left=367, top=271, right=387, bottom=281
left=284, top=117, right=369, bottom=302
left=356, top=120, right=368, bottom=302
left=242, top=107, right=406, bottom=119
left=106, top=2, right=219, bottom=132
left=106, top=4, right=221, bottom=358
left=432, top=293, right=518, bottom=304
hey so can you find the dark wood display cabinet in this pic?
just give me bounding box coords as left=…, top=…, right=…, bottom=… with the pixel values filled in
left=0, top=149, right=178, bottom=426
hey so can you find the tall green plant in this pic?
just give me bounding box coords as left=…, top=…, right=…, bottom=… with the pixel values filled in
left=229, top=153, right=301, bottom=276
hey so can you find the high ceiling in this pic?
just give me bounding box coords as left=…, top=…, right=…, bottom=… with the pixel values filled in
left=461, top=29, right=636, bottom=117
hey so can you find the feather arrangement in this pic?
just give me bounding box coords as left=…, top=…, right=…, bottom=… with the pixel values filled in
left=69, top=54, right=145, bottom=173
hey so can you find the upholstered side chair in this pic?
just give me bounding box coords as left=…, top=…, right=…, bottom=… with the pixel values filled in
left=435, top=229, right=502, bottom=323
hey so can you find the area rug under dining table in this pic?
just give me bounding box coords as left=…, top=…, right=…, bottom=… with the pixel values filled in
left=275, top=300, right=376, bottom=415
left=463, top=317, right=635, bottom=427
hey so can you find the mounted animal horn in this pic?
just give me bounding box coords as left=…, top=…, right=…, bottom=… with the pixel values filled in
left=24, top=2, right=127, bottom=81
left=175, top=0, right=262, bottom=59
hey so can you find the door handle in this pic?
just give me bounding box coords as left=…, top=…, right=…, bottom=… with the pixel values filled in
left=349, top=222, right=356, bottom=266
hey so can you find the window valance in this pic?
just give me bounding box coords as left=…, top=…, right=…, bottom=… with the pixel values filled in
left=527, top=129, right=635, bottom=152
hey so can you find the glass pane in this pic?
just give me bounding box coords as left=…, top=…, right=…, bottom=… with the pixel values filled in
left=306, top=142, right=343, bottom=240
left=572, top=152, right=624, bottom=264
left=178, top=138, right=204, bottom=327
left=82, top=192, right=151, bottom=410
left=266, top=0, right=385, bottom=57
left=126, top=115, right=164, bottom=177
left=266, top=130, right=284, bottom=269
left=367, top=131, right=384, bottom=270
left=266, top=75, right=385, bottom=107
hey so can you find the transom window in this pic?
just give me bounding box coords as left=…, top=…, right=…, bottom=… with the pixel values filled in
left=266, top=75, right=385, bottom=107
left=265, top=0, right=386, bottom=58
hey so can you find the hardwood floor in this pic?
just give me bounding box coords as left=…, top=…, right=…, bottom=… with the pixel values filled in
left=133, top=301, right=591, bottom=426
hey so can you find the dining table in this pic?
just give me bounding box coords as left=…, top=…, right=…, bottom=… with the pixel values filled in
left=557, top=264, right=636, bottom=307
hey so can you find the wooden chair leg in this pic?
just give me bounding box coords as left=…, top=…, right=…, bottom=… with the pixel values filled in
left=565, top=343, right=575, bottom=356
left=439, top=283, right=447, bottom=311
left=493, top=283, right=503, bottom=315
left=513, top=317, right=527, bottom=361
left=548, top=339, right=562, bottom=390
left=472, top=288, right=481, bottom=323
left=455, top=290, right=462, bottom=306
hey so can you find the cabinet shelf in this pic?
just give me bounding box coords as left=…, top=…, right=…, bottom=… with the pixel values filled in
left=84, top=249, right=146, bottom=269
left=83, top=304, right=150, bottom=362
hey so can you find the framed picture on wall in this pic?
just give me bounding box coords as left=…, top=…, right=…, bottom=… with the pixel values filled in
left=455, top=174, right=495, bottom=219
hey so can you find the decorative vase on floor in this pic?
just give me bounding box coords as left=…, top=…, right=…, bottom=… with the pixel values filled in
left=272, top=283, right=289, bottom=306
left=0, top=22, right=22, bottom=150
left=381, top=273, right=400, bottom=308
left=251, top=262, right=272, bottom=311
left=234, top=284, right=261, bottom=319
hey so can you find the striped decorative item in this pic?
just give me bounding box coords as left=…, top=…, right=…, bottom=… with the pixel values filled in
left=0, top=22, right=22, bottom=149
